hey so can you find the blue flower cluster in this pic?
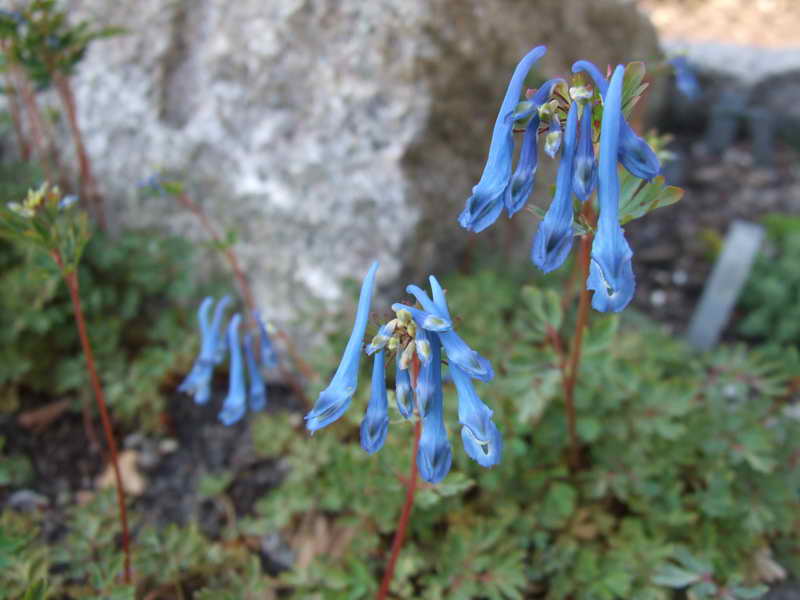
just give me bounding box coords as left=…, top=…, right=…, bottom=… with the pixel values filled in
left=179, top=296, right=279, bottom=424
left=459, top=46, right=662, bottom=313
left=304, top=262, right=502, bottom=484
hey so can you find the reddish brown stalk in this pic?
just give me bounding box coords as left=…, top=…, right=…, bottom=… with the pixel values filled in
left=52, top=251, right=132, bottom=583
left=560, top=210, right=594, bottom=471
left=2, top=71, right=31, bottom=160
left=377, top=356, right=422, bottom=600
left=174, top=192, right=315, bottom=409
left=53, top=72, right=105, bottom=230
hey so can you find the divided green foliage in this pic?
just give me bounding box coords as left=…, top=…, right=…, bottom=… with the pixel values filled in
left=0, top=228, right=211, bottom=430
left=1, top=265, right=798, bottom=597
left=236, top=268, right=800, bottom=599
left=737, top=213, right=800, bottom=346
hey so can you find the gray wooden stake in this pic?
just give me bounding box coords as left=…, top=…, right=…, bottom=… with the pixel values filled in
left=687, top=220, right=764, bottom=351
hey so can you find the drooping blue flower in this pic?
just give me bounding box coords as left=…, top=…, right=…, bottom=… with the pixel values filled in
left=360, top=350, right=390, bottom=454
left=573, top=103, right=597, bottom=202
left=218, top=314, right=247, bottom=425
left=255, top=311, right=279, bottom=369
left=458, top=45, right=547, bottom=233
left=504, top=78, right=566, bottom=217
left=406, top=284, right=494, bottom=382
left=587, top=65, right=636, bottom=313
left=179, top=296, right=231, bottom=405
left=531, top=102, right=580, bottom=274
left=572, top=60, right=660, bottom=181
left=544, top=114, right=562, bottom=158
left=244, top=333, right=267, bottom=412
left=669, top=56, right=700, bottom=100
left=416, top=335, right=452, bottom=484
left=395, top=351, right=413, bottom=419
left=305, top=261, right=379, bottom=432
left=450, top=364, right=502, bottom=467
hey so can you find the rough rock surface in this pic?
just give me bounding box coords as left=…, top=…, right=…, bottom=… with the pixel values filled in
left=61, top=0, right=660, bottom=327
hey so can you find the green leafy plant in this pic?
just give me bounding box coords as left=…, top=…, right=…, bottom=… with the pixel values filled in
left=737, top=213, right=800, bottom=346
left=239, top=266, right=800, bottom=599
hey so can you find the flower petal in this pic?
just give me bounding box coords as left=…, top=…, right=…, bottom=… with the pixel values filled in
left=416, top=336, right=452, bottom=483
left=219, top=314, right=247, bottom=425
left=305, top=261, right=379, bottom=432
left=360, top=350, right=390, bottom=454
left=458, top=45, right=547, bottom=232
left=451, top=364, right=503, bottom=467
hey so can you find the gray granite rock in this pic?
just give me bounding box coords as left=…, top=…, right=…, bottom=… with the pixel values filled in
left=59, top=0, right=660, bottom=328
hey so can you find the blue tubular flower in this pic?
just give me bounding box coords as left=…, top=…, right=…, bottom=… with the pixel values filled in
left=395, top=351, right=413, bottom=419
left=451, top=364, right=502, bottom=467
left=390, top=303, right=451, bottom=332
left=544, top=114, right=562, bottom=158
left=218, top=314, right=247, bottom=425
left=587, top=65, right=636, bottom=313
left=255, top=311, right=279, bottom=368
left=573, top=103, right=597, bottom=202
left=416, top=336, right=452, bottom=484
left=531, top=102, right=580, bottom=274
left=406, top=284, right=494, bottom=382
left=244, top=333, right=267, bottom=412
left=179, top=296, right=232, bottom=405
left=305, top=261, right=379, bottom=432
left=458, top=45, right=547, bottom=233
left=505, top=78, right=565, bottom=217
left=360, top=350, right=390, bottom=453
left=669, top=56, right=700, bottom=100
left=414, top=330, right=438, bottom=418
left=572, top=60, right=660, bottom=181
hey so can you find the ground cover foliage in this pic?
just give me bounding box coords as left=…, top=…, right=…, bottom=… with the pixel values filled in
left=1, top=253, right=798, bottom=599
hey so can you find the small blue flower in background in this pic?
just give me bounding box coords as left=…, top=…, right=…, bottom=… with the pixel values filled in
left=305, top=265, right=499, bottom=483
left=586, top=65, right=636, bottom=313
left=219, top=314, right=247, bottom=426
left=669, top=55, right=701, bottom=100
left=305, top=261, right=379, bottom=433
left=179, top=296, right=231, bottom=405
left=255, top=311, right=279, bottom=369
left=59, top=195, right=79, bottom=210
left=179, top=296, right=280, bottom=423
left=458, top=45, right=547, bottom=233
left=244, top=333, right=267, bottom=412
left=531, top=102, right=580, bottom=274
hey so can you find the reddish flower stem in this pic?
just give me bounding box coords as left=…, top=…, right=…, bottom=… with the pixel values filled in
left=377, top=356, right=421, bottom=600
left=2, top=71, right=31, bottom=161
left=174, top=192, right=315, bottom=409
left=53, top=72, right=106, bottom=230
left=52, top=251, right=131, bottom=583
left=560, top=204, right=596, bottom=471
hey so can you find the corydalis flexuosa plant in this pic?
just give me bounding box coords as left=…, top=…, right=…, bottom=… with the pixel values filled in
left=459, top=45, right=683, bottom=313
left=179, top=298, right=279, bottom=424
left=304, top=262, right=501, bottom=483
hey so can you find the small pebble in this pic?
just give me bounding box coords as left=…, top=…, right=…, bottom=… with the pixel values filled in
left=7, top=489, right=48, bottom=511
left=650, top=290, right=667, bottom=306
left=672, top=270, right=688, bottom=286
